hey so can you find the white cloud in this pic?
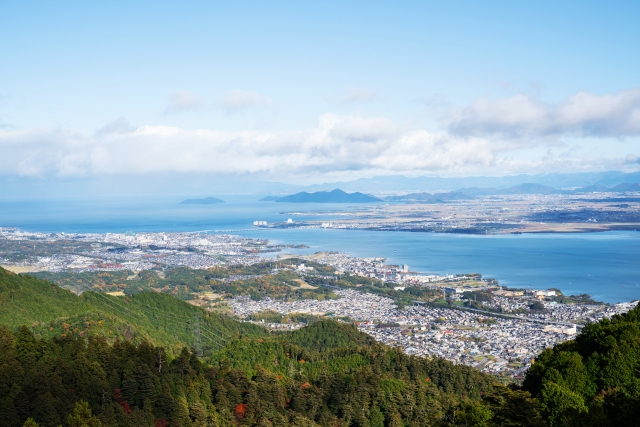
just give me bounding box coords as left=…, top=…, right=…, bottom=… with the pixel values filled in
left=164, top=90, right=203, bottom=114
left=338, top=87, right=377, bottom=103
left=446, top=88, right=640, bottom=138
left=216, top=90, right=272, bottom=113
left=1, top=106, right=638, bottom=179
left=626, top=154, right=640, bottom=164
left=4, top=87, right=640, bottom=182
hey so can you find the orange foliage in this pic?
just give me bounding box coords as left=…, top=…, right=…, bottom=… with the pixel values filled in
left=234, top=403, right=247, bottom=419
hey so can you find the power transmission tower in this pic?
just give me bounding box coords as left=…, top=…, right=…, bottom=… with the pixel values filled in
left=156, top=349, right=165, bottom=373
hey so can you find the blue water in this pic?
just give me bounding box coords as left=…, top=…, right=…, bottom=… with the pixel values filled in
left=1, top=196, right=639, bottom=303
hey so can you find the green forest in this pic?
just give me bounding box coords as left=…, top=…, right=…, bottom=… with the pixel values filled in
left=1, top=266, right=639, bottom=426
left=0, top=267, right=266, bottom=356
left=32, top=260, right=339, bottom=302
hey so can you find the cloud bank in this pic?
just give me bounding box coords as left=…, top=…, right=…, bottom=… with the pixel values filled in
left=0, top=114, right=505, bottom=178
left=1, top=88, right=639, bottom=179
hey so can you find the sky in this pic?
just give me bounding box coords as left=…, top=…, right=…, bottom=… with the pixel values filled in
left=1, top=0, right=640, bottom=187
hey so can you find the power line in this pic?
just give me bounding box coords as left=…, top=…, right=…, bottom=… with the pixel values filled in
left=73, top=271, right=232, bottom=351
left=91, top=288, right=230, bottom=351
left=193, top=311, right=203, bottom=357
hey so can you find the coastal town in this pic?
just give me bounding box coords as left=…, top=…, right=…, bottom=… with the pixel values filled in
left=1, top=226, right=638, bottom=379
left=0, top=227, right=287, bottom=272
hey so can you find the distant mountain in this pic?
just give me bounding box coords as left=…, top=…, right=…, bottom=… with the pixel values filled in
left=180, top=196, right=225, bottom=204
left=593, top=171, right=640, bottom=187
left=496, top=183, right=566, bottom=195
left=259, top=196, right=280, bottom=201
left=609, top=183, right=640, bottom=192
left=275, top=189, right=381, bottom=203
left=5, top=171, right=640, bottom=198
left=297, top=171, right=640, bottom=194
left=382, top=182, right=640, bottom=199
left=384, top=191, right=470, bottom=202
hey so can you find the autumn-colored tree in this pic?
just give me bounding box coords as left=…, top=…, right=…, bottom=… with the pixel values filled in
left=112, top=389, right=132, bottom=414
left=234, top=403, right=247, bottom=420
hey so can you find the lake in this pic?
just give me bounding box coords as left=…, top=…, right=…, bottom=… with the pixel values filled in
left=1, top=196, right=638, bottom=303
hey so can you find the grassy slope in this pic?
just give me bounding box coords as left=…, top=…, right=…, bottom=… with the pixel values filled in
left=0, top=267, right=267, bottom=355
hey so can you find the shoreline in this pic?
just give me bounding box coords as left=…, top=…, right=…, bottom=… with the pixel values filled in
left=2, top=226, right=639, bottom=304
left=255, top=221, right=640, bottom=235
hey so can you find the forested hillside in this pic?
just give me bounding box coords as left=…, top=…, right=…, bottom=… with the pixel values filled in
left=522, top=304, right=640, bottom=426
left=0, top=267, right=266, bottom=355
left=2, top=266, right=639, bottom=426
left=0, top=321, right=543, bottom=427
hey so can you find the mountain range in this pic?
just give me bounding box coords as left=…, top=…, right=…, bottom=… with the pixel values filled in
left=383, top=182, right=640, bottom=201
left=3, top=170, right=640, bottom=198
left=263, top=182, right=640, bottom=205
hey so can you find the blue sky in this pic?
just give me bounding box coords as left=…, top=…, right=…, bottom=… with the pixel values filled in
left=1, top=0, right=639, bottom=183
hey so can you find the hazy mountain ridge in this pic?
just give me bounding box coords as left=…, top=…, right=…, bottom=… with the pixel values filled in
left=297, top=171, right=640, bottom=194
left=3, top=171, right=640, bottom=198
left=273, top=189, right=381, bottom=203
left=385, top=182, right=640, bottom=201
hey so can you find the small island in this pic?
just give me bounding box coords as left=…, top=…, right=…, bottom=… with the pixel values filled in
left=274, top=188, right=381, bottom=203
left=179, top=197, right=225, bottom=204
left=259, top=196, right=280, bottom=201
